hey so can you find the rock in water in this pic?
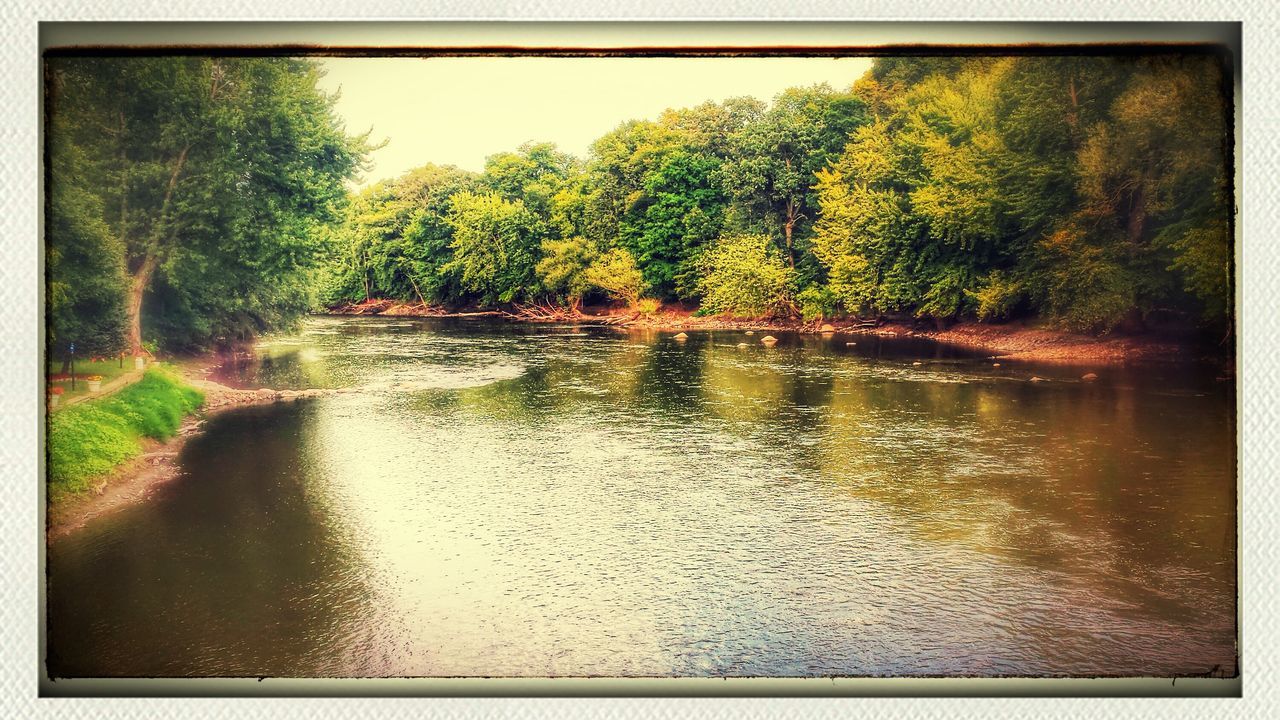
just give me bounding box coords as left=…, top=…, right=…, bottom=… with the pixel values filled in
left=674, top=332, right=688, bottom=341
left=745, top=330, right=755, bottom=336
left=737, top=342, right=749, bottom=348
left=819, top=323, right=836, bottom=333
left=992, top=362, right=1001, bottom=367
left=912, top=361, right=923, bottom=366
left=846, top=342, right=857, bottom=346
left=1030, top=376, right=1046, bottom=382
left=1081, top=372, right=1098, bottom=382
left=760, top=335, right=778, bottom=346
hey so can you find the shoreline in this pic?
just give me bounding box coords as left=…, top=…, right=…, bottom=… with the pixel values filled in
left=325, top=301, right=1218, bottom=366
left=46, top=363, right=346, bottom=541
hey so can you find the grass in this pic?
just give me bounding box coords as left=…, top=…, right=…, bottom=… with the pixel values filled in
left=47, top=357, right=137, bottom=403
left=46, top=366, right=204, bottom=498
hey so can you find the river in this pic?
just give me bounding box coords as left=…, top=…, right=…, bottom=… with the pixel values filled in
left=46, top=316, right=1237, bottom=678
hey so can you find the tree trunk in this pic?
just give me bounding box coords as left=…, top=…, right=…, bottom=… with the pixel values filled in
left=783, top=202, right=797, bottom=269
left=125, top=143, right=190, bottom=356
left=1126, top=182, right=1146, bottom=250
left=1066, top=75, right=1080, bottom=132
left=126, top=252, right=158, bottom=355
left=406, top=272, right=427, bottom=307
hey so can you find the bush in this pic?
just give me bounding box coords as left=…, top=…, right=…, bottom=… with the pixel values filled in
left=967, top=271, right=1025, bottom=322
left=582, top=248, right=646, bottom=307
left=1033, top=225, right=1136, bottom=333
left=47, top=367, right=204, bottom=496
left=696, top=234, right=796, bottom=317
left=634, top=297, right=662, bottom=315
left=797, top=285, right=840, bottom=321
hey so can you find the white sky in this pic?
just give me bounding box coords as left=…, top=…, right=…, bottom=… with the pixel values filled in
left=316, top=56, right=874, bottom=186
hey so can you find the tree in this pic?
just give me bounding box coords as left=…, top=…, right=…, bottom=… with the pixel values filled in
left=632, top=149, right=726, bottom=299
left=721, top=84, right=869, bottom=269
left=320, top=163, right=478, bottom=306
left=696, top=234, right=796, bottom=317
left=46, top=56, right=369, bottom=352
left=444, top=192, right=541, bottom=305
left=582, top=248, right=646, bottom=308
left=45, top=132, right=128, bottom=364
left=536, top=236, right=598, bottom=310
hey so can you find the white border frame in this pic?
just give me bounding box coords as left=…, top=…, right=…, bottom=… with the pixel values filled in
left=6, top=7, right=1273, bottom=718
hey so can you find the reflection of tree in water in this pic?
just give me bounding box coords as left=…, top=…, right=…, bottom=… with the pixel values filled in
left=698, top=342, right=836, bottom=465
left=625, top=332, right=712, bottom=421
left=47, top=403, right=380, bottom=677
left=448, top=333, right=714, bottom=426
left=817, top=373, right=1235, bottom=634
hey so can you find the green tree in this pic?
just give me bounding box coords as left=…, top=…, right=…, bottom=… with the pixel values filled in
left=45, top=134, right=128, bottom=363
left=721, top=84, right=869, bottom=269
left=696, top=234, right=796, bottom=317
left=536, top=236, right=599, bottom=310
left=444, top=192, right=541, bottom=305
left=320, top=164, right=478, bottom=306
left=582, top=248, right=646, bottom=308
left=47, top=56, right=370, bottom=351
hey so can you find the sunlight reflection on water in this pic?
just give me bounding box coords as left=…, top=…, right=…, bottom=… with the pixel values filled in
left=47, top=316, right=1237, bottom=678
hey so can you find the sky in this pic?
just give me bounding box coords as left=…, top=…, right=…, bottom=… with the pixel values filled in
left=315, top=56, right=874, bottom=187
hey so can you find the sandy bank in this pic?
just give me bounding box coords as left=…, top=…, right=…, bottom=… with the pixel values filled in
left=46, top=364, right=347, bottom=541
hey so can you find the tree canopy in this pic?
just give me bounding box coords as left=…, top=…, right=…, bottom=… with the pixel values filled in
left=46, top=56, right=371, bottom=355
left=49, top=52, right=1235, bottom=354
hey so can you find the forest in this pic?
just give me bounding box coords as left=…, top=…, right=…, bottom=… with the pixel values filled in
left=45, top=53, right=1234, bottom=358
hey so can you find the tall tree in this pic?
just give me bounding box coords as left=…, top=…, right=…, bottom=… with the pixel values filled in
left=444, top=192, right=541, bottom=304
left=47, top=56, right=369, bottom=351
left=721, top=84, right=869, bottom=269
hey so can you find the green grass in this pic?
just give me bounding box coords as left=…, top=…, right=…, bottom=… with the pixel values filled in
left=46, top=366, right=204, bottom=498
left=47, top=357, right=137, bottom=403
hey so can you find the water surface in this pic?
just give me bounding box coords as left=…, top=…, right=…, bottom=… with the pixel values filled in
left=47, top=316, right=1237, bottom=677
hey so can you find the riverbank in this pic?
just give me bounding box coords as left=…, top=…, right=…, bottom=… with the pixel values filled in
left=326, top=299, right=1212, bottom=366
left=46, top=362, right=347, bottom=540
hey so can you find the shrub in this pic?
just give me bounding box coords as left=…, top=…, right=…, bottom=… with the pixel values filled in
left=582, top=248, right=646, bottom=307
left=1032, top=224, right=1136, bottom=333
left=797, top=285, right=840, bottom=321
left=967, top=271, right=1025, bottom=322
left=634, top=297, right=662, bottom=316
left=695, top=234, right=796, bottom=317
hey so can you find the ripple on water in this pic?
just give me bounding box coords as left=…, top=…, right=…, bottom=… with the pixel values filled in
left=46, top=318, right=1237, bottom=679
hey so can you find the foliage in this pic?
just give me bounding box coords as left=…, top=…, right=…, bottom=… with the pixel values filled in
left=46, top=56, right=371, bottom=352
left=444, top=192, right=541, bottom=304
left=634, top=297, right=662, bottom=316
left=46, top=53, right=1224, bottom=337
left=1029, top=224, right=1136, bottom=333
left=797, top=285, right=840, bottom=321
left=696, top=234, right=796, bottom=317
left=966, top=271, right=1025, bottom=322
left=46, top=367, right=204, bottom=495
left=319, top=163, right=479, bottom=306
left=582, top=248, right=646, bottom=307
left=807, top=54, right=1232, bottom=332
left=536, top=236, right=599, bottom=307
left=45, top=132, right=128, bottom=360
left=720, top=85, right=870, bottom=268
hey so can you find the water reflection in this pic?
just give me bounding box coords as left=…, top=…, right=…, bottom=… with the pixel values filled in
left=49, top=316, right=1236, bottom=677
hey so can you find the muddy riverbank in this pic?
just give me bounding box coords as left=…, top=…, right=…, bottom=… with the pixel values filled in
left=326, top=300, right=1216, bottom=366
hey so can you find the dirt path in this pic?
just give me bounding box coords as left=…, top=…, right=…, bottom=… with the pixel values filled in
left=57, top=367, right=145, bottom=409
